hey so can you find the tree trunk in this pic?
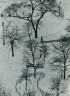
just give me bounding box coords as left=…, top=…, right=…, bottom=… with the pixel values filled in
left=64, top=66, right=66, bottom=79
left=34, top=68, right=36, bottom=79
left=3, top=39, right=5, bottom=45
left=61, top=73, right=63, bottom=79
left=56, top=93, right=59, bottom=96
left=44, top=53, right=45, bottom=62
left=64, top=61, right=66, bottom=79
left=3, top=24, right=5, bottom=45
left=3, top=32, right=5, bottom=45
left=35, top=31, right=38, bottom=38
left=25, top=66, right=28, bottom=91
left=56, top=90, right=59, bottom=96
left=11, top=42, right=14, bottom=57
left=26, top=75, right=27, bottom=91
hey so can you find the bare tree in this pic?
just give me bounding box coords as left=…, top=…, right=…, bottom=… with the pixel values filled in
left=50, top=36, right=70, bottom=79
left=2, top=0, right=64, bottom=38
left=24, top=39, right=44, bottom=79
left=5, top=24, right=22, bottom=57
left=22, top=22, right=44, bottom=79
left=50, top=77, right=66, bottom=96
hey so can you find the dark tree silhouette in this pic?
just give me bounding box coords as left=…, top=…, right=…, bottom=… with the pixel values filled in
left=2, top=0, right=64, bottom=38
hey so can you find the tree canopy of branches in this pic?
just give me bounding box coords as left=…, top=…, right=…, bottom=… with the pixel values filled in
left=3, top=0, right=64, bottom=38
left=50, top=36, right=70, bottom=79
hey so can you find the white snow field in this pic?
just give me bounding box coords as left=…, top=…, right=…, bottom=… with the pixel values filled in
left=0, top=0, right=70, bottom=96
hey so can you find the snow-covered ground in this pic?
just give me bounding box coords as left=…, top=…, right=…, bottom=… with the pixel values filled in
left=0, top=0, right=70, bottom=96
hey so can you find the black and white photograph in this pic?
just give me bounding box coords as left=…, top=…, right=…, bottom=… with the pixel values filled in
left=0, top=0, right=70, bottom=96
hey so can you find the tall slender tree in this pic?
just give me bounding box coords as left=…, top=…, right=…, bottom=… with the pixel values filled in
left=4, top=23, right=22, bottom=57
left=23, top=22, right=44, bottom=78
left=50, top=36, right=70, bottom=79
